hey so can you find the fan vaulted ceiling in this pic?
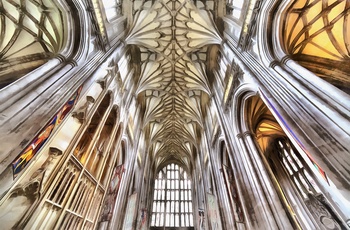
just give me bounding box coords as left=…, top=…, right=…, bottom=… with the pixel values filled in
left=125, top=0, right=221, bottom=169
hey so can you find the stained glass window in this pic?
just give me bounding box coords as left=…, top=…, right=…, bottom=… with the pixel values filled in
left=151, top=163, right=193, bottom=227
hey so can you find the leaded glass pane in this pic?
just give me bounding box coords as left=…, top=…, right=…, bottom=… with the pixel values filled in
left=181, top=214, right=185, bottom=226
left=282, top=157, right=293, bottom=175
left=291, top=149, right=303, bottom=168
left=151, top=214, right=156, bottom=226
left=171, top=214, right=174, bottom=226
left=166, top=213, right=170, bottom=226
left=171, top=201, right=175, bottom=212
left=160, top=213, right=164, bottom=226
left=153, top=202, right=157, bottom=212
left=175, top=214, right=179, bottom=227
left=166, top=201, right=170, bottom=212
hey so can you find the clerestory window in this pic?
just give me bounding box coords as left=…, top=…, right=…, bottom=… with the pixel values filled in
left=276, top=140, right=321, bottom=199
left=151, top=163, right=194, bottom=228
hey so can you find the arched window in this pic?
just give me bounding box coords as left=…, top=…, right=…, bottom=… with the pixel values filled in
left=0, top=0, right=66, bottom=88
left=150, top=163, right=194, bottom=228
left=277, top=140, right=320, bottom=196
left=282, top=0, right=350, bottom=93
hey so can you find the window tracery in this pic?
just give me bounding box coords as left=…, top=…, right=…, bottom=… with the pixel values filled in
left=151, top=163, right=194, bottom=228
left=276, top=140, right=321, bottom=199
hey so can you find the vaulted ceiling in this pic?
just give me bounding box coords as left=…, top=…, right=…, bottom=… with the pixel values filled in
left=125, top=0, right=221, bottom=170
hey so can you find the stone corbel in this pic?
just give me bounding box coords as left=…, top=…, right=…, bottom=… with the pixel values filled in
left=305, top=193, right=347, bottom=229
left=97, top=78, right=108, bottom=89
left=72, top=96, right=95, bottom=123
left=10, top=160, right=49, bottom=201
left=106, top=59, right=119, bottom=78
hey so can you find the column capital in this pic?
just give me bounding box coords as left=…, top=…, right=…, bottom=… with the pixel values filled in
left=243, top=131, right=253, bottom=137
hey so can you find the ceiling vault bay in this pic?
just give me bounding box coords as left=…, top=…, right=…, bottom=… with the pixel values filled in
left=125, top=0, right=221, bottom=169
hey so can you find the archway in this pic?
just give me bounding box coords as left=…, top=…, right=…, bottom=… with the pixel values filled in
left=245, top=95, right=347, bottom=229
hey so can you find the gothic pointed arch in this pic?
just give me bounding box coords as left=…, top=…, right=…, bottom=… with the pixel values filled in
left=245, top=95, right=348, bottom=229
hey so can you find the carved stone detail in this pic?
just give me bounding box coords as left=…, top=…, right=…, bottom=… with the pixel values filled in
left=72, top=96, right=95, bottom=123
left=106, top=59, right=120, bottom=78
left=305, top=193, right=346, bottom=230
left=238, top=0, right=263, bottom=51
left=97, top=78, right=107, bottom=90
left=224, top=61, right=243, bottom=110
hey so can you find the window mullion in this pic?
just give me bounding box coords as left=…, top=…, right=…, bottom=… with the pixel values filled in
left=151, top=163, right=193, bottom=227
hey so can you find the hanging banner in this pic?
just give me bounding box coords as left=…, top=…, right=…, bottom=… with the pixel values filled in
left=123, top=193, right=138, bottom=230
left=12, top=86, right=83, bottom=178
left=101, top=164, right=125, bottom=221
left=222, top=164, right=244, bottom=222
left=139, top=209, right=148, bottom=230
left=207, top=193, right=223, bottom=230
